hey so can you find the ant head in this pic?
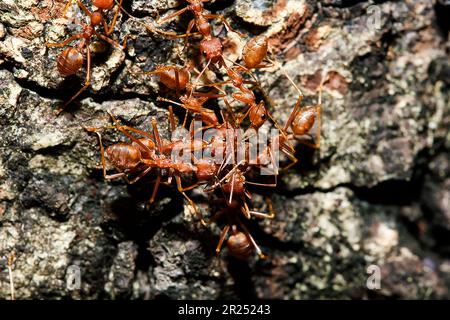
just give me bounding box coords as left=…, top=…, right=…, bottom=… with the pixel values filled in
left=188, top=0, right=204, bottom=12
left=200, top=38, right=223, bottom=63
left=195, top=158, right=217, bottom=181
left=222, top=170, right=246, bottom=195
left=93, top=0, right=114, bottom=10
left=179, top=94, right=189, bottom=104
left=90, top=11, right=103, bottom=26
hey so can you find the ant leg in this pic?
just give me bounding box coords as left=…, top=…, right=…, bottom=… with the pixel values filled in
left=106, top=125, right=154, bottom=140
left=117, top=4, right=194, bottom=38
left=149, top=174, right=161, bottom=204
left=75, top=0, right=93, bottom=17
left=266, top=197, right=276, bottom=217
left=249, top=210, right=275, bottom=219
left=282, top=67, right=304, bottom=131
left=205, top=160, right=246, bottom=192
left=168, top=106, right=176, bottom=132
left=246, top=198, right=276, bottom=219
left=192, top=92, right=226, bottom=99
left=87, top=129, right=127, bottom=180
left=106, top=0, right=123, bottom=35
left=228, top=171, right=236, bottom=204
left=202, top=208, right=224, bottom=226
left=45, top=33, right=84, bottom=47
left=237, top=221, right=267, bottom=259
left=175, top=175, right=200, bottom=192
left=280, top=148, right=298, bottom=171
left=203, top=14, right=245, bottom=37
left=284, top=95, right=302, bottom=132
left=241, top=201, right=251, bottom=219
left=95, top=32, right=123, bottom=50
left=223, top=98, right=238, bottom=125
left=195, top=80, right=231, bottom=88
left=175, top=176, right=206, bottom=225
left=128, top=165, right=153, bottom=184
left=246, top=180, right=277, bottom=187
left=106, top=111, right=156, bottom=156
left=157, top=96, right=190, bottom=119
left=189, top=59, right=211, bottom=98
left=236, top=104, right=251, bottom=126
left=62, top=0, right=74, bottom=17
left=157, top=6, right=189, bottom=24
left=183, top=19, right=196, bottom=48
left=151, top=117, right=163, bottom=154
left=216, top=224, right=231, bottom=254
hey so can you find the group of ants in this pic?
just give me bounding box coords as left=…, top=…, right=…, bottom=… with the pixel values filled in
left=44, top=0, right=324, bottom=261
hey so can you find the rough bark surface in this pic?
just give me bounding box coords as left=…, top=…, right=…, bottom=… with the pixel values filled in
left=0, top=0, right=449, bottom=299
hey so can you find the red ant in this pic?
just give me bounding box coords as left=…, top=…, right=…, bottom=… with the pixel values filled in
left=206, top=198, right=269, bottom=259
left=194, top=35, right=279, bottom=133
left=62, top=0, right=123, bottom=35
left=156, top=0, right=246, bottom=94
left=46, top=0, right=126, bottom=114
left=87, top=110, right=218, bottom=224
left=278, top=70, right=324, bottom=170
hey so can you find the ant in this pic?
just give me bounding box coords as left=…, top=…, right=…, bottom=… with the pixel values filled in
left=46, top=0, right=126, bottom=114
left=157, top=92, right=227, bottom=128
left=278, top=69, right=324, bottom=170
left=62, top=0, right=123, bottom=36
left=195, top=36, right=280, bottom=134
left=241, top=35, right=272, bottom=70
left=87, top=110, right=213, bottom=224
left=145, top=65, right=193, bottom=94
left=207, top=199, right=268, bottom=259
left=156, top=0, right=246, bottom=94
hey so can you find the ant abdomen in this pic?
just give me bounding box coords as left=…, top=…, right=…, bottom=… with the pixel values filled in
left=57, top=47, right=83, bottom=76
left=93, top=0, right=114, bottom=10
left=227, top=232, right=254, bottom=260
left=292, top=106, right=316, bottom=136
left=222, top=171, right=245, bottom=195
left=158, top=67, right=190, bottom=91
left=105, top=144, right=141, bottom=170
left=243, top=35, right=268, bottom=69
